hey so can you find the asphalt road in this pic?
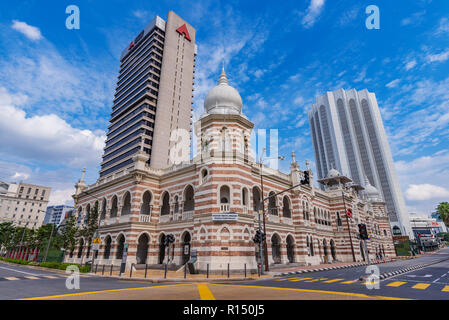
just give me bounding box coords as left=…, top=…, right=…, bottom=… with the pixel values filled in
left=1, top=248, right=449, bottom=300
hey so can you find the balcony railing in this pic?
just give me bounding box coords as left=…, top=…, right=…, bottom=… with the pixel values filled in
left=159, top=215, right=170, bottom=223
left=268, top=215, right=279, bottom=223
left=220, top=204, right=230, bottom=212
left=282, top=217, right=293, bottom=225
left=269, top=207, right=278, bottom=215
left=139, top=215, right=151, bottom=223
left=182, top=210, right=193, bottom=220
left=242, top=206, right=248, bottom=214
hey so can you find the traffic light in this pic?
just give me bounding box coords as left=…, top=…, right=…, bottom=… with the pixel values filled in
left=358, top=223, right=368, bottom=240
left=164, top=234, right=175, bottom=246
left=253, top=230, right=266, bottom=243
left=301, top=170, right=310, bottom=185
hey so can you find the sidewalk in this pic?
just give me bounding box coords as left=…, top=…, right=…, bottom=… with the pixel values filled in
left=90, top=266, right=272, bottom=283
left=270, top=258, right=395, bottom=276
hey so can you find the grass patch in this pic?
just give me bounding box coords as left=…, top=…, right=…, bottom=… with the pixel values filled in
left=0, top=256, right=90, bottom=273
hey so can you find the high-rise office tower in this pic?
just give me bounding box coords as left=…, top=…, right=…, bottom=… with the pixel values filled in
left=308, top=88, right=412, bottom=238
left=100, top=11, right=196, bottom=177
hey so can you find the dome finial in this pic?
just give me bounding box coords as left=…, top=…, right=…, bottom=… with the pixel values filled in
left=218, top=60, right=228, bottom=85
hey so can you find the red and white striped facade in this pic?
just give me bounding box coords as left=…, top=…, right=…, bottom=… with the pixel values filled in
left=67, top=110, right=396, bottom=272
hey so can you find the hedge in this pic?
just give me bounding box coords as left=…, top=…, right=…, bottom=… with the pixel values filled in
left=0, top=257, right=90, bottom=273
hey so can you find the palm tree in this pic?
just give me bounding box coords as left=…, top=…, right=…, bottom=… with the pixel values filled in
left=436, top=202, right=449, bottom=226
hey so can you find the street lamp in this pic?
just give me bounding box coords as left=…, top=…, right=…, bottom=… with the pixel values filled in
left=259, top=147, right=284, bottom=272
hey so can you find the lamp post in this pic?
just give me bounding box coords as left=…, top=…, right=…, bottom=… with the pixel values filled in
left=259, top=147, right=284, bottom=272
left=342, top=190, right=356, bottom=262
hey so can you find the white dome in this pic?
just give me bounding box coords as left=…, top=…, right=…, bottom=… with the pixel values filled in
left=204, top=66, right=243, bottom=115
left=363, top=176, right=380, bottom=200
left=327, top=168, right=341, bottom=178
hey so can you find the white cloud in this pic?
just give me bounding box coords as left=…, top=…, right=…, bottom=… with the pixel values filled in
left=401, top=11, right=426, bottom=26
left=405, top=59, right=417, bottom=70
left=11, top=172, right=30, bottom=181
left=0, top=88, right=105, bottom=168
left=301, top=0, right=326, bottom=29
left=435, top=17, right=449, bottom=35
left=406, top=184, right=449, bottom=201
left=386, top=79, right=401, bottom=88
left=426, top=49, right=449, bottom=63
left=338, top=6, right=360, bottom=26
left=48, top=188, right=75, bottom=206
left=11, top=20, right=43, bottom=41
left=293, top=95, right=305, bottom=105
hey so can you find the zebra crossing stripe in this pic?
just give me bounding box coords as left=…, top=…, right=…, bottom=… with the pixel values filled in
left=386, top=281, right=407, bottom=287
left=5, top=277, right=20, bottom=280
left=441, top=285, right=449, bottom=292
left=412, top=283, right=430, bottom=290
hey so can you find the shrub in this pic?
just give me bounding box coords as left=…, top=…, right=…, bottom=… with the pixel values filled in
left=0, top=257, right=90, bottom=273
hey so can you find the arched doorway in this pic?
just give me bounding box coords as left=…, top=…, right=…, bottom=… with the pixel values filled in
left=116, top=235, right=125, bottom=260
left=182, top=232, right=191, bottom=265
left=323, top=239, right=329, bottom=263
left=136, top=234, right=149, bottom=264
left=158, top=234, right=166, bottom=264
left=271, top=234, right=281, bottom=264
left=360, top=241, right=365, bottom=261
left=330, top=240, right=337, bottom=261
left=286, top=235, right=295, bottom=263
left=104, top=236, right=111, bottom=259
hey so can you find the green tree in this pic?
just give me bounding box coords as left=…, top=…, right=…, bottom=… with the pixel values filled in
left=0, top=222, right=15, bottom=254
left=79, top=202, right=99, bottom=255
left=59, top=215, right=78, bottom=254
left=436, top=202, right=449, bottom=226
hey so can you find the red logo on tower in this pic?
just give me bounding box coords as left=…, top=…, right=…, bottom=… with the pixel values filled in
left=346, top=209, right=353, bottom=218
left=176, top=24, right=191, bottom=41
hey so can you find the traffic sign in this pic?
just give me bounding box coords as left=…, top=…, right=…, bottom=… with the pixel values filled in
left=93, top=237, right=101, bottom=244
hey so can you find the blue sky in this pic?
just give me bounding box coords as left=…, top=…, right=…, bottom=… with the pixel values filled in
left=0, top=0, right=448, bottom=215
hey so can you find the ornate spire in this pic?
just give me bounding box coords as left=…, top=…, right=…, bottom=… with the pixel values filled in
left=80, top=168, right=86, bottom=183
left=291, top=151, right=296, bottom=163
left=218, top=61, right=228, bottom=85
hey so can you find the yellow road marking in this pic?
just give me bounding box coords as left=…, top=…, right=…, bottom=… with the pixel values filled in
left=323, top=278, right=344, bottom=283
left=24, top=276, right=40, bottom=280
left=5, top=277, right=20, bottom=280
left=386, top=281, right=407, bottom=287
left=304, top=278, right=327, bottom=282
left=290, top=278, right=312, bottom=282
left=208, top=283, right=410, bottom=300
left=412, top=283, right=430, bottom=290
left=197, top=284, right=215, bottom=300
left=442, top=285, right=449, bottom=292
left=341, top=280, right=357, bottom=284
left=275, top=278, right=288, bottom=281
left=19, top=283, right=192, bottom=300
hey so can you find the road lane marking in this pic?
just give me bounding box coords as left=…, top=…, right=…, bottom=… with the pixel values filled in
left=5, top=277, right=20, bottom=280
left=442, top=285, right=449, bottom=292
left=341, top=280, right=357, bottom=284
left=323, top=278, right=344, bottom=283
left=289, top=278, right=312, bottom=282
left=411, top=283, right=430, bottom=290
left=275, top=279, right=288, bottom=281
left=207, top=283, right=411, bottom=300
left=24, top=276, right=40, bottom=280
left=386, top=282, right=407, bottom=287
left=197, top=284, right=215, bottom=300
left=19, top=283, right=193, bottom=300
left=304, top=278, right=327, bottom=282
left=43, top=276, right=58, bottom=279
left=0, top=266, right=39, bottom=276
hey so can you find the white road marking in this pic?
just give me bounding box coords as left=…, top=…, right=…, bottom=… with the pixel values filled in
left=0, top=266, right=39, bottom=276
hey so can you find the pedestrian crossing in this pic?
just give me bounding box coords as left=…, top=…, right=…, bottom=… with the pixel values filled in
left=0, top=274, right=93, bottom=281
left=274, top=276, right=449, bottom=292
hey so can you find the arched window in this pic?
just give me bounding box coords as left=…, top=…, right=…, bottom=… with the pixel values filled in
left=392, top=226, right=401, bottom=236
left=306, top=202, right=309, bottom=220
left=183, top=185, right=195, bottom=212
left=77, top=238, right=84, bottom=258
left=122, top=192, right=131, bottom=215
left=337, top=212, right=342, bottom=226
left=282, top=196, right=291, bottom=218
left=100, top=199, right=106, bottom=220
left=253, top=187, right=262, bottom=212
left=116, top=234, right=125, bottom=259
left=309, top=236, right=314, bottom=256
left=104, top=236, right=111, bottom=259
left=268, top=191, right=277, bottom=215
left=220, top=185, right=230, bottom=204
left=84, top=204, right=90, bottom=224
left=141, top=191, right=152, bottom=215
left=242, top=188, right=248, bottom=207
left=174, top=195, right=179, bottom=214
left=110, top=196, right=118, bottom=218
left=161, top=192, right=170, bottom=215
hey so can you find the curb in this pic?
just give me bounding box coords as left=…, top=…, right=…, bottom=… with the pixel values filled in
left=274, top=260, right=393, bottom=277
left=360, top=257, right=449, bottom=281
left=90, top=274, right=262, bottom=283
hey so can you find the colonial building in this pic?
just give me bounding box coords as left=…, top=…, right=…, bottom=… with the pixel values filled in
left=67, top=67, right=396, bottom=272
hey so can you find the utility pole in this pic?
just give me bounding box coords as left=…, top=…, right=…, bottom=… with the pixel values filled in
left=43, top=222, right=56, bottom=263
left=342, top=190, right=356, bottom=262
left=257, top=203, right=264, bottom=275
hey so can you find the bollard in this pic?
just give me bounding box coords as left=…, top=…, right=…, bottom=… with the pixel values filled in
left=207, top=264, right=209, bottom=279
left=145, top=263, right=148, bottom=278
left=184, top=264, right=187, bottom=279
left=110, top=264, right=113, bottom=276
left=95, top=264, right=98, bottom=274
left=228, top=263, right=230, bottom=278
left=130, top=264, right=133, bottom=278
left=164, top=263, right=168, bottom=279
left=244, top=263, right=247, bottom=278
left=102, top=265, right=105, bottom=275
